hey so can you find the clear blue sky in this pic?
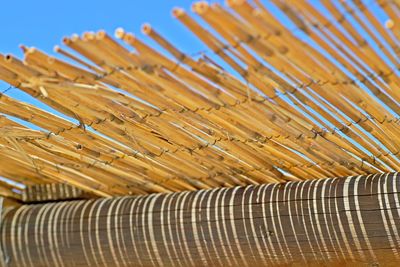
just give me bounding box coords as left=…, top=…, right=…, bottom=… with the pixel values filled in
left=0, top=0, right=230, bottom=121
left=0, top=0, right=394, bottom=121
left=0, top=0, right=212, bottom=58
left=0, top=0, right=393, bottom=112
left=0, top=0, right=396, bottom=188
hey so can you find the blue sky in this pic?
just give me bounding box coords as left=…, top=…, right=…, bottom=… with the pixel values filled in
left=0, top=0, right=225, bottom=122
left=0, top=0, right=395, bottom=123
left=0, top=0, right=224, bottom=187
left=0, top=0, right=397, bottom=187
left=0, top=0, right=289, bottom=97
left=0, top=0, right=395, bottom=132
left=0, top=0, right=210, bottom=57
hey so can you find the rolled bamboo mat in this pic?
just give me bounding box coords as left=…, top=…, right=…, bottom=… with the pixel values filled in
left=0, top=0, right=399, bottom=198
left=1, top=172, right=400, bottom=266
left=21, top=183, right=94, bottom=203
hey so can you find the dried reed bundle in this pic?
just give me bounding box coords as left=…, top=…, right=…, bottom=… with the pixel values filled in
left=0, top=0, right=399, bottom=198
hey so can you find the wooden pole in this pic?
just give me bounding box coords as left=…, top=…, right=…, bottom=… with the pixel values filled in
left=1, top=172, right=400, bottom=266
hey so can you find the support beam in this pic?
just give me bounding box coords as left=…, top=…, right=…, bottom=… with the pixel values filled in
left=1, top=172, right=400, bottom=266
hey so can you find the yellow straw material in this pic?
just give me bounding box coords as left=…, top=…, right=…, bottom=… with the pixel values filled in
left=0, top=0, right=399, bottom=197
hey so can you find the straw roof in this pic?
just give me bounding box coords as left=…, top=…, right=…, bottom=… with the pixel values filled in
left=0, top=0, right=399, bottom=198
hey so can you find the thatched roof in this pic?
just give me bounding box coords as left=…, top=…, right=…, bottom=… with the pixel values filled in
left=0, top=0, right=399, bottom=199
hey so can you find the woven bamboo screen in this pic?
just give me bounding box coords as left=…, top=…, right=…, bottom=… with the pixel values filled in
left=0, top=0, right=399, bottom=199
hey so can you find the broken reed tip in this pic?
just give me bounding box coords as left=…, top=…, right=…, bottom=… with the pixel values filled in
left=141, top=23, right=152, bottom=35
left=96, top=30, right=107, bottom=40
left=385, top=19, right=394, bottom=29
left=19, top=45, right=28, bottom=53
left=82, top=32, right=95, bottom=41
left=26, top=47, right=37, bottom=55
left=114, top=27, right=126, bottom=39
left=62, top=37, right=71, bottom=45
left=124, top=33, right=136, bottom=43
left=172, top=7, right=185, bottom=18
left=192, top=1, right=209, bottom=14
left=115, top=28, right=136, bottom=43
left=70, top=34, right=80, bottom=42
left=53, top=45, right=61, bottom=53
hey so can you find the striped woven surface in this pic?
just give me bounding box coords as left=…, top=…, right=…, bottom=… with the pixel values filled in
left=22, top=183, right=90, bottom=203
left=1, top=172, right=400, bottom=266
